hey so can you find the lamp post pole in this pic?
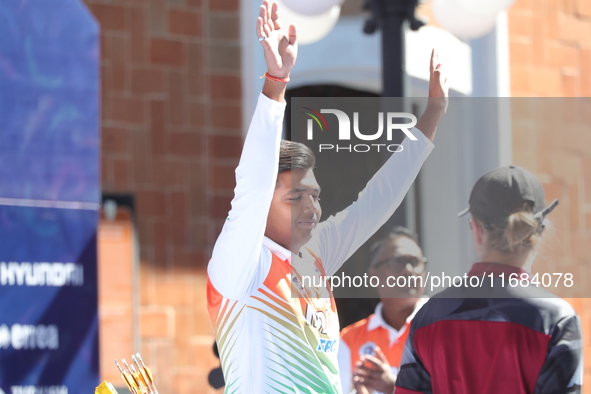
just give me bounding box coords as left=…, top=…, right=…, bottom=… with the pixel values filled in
left=362, top=0, right=425, bottom=228
left=363, top=0, right=425, bottom=97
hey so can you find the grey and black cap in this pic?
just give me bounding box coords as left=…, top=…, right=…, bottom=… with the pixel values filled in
left=458, top=165, right=558, bottom=227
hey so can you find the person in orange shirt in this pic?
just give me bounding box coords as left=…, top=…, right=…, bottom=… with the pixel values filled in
left=338, top=227, right=428, bottom=394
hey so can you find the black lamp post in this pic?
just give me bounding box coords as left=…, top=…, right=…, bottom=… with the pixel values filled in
left=362, top=0, right=426, bottom=229
left=363, top=0, right=426, bottom=97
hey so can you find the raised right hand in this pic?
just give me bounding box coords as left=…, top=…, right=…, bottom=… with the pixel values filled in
left=257, top=0, right=297, bottom=79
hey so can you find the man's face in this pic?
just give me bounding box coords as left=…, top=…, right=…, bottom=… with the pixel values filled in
left=265, top=169, right=322, bottom=253
left=369, top=237, right=426, bottom=299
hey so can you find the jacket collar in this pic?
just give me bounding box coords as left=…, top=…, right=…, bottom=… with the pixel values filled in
left=468, top=262, right=529, bottom=277
left=367, top=299, right=427, bottom=345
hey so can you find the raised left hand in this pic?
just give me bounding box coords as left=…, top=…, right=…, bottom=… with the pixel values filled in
left=427, top=48, right=449, bottom=113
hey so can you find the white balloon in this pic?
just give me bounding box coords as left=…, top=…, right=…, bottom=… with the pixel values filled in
left=432, top=0, right=498, bottom=40
left=282, top=0, right=344, bottom=16
left=455, top=0, right=516, bottom=18
left=276, top=1, right=341, bottom=45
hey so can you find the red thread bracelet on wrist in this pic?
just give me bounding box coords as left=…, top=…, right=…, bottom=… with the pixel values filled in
left=262, top=72, right=290, bottom=83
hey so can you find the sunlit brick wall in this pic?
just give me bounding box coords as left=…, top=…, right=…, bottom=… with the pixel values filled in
left=87, top=0, right=591, bottom=391
left=509, top=0, right=591, bottom=96
left=87, top=0, right=241, bottom=392
left=509, top=0, right=591, bottom=390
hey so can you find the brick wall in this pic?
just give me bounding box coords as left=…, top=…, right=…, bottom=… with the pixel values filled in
left=511, top=99, right=591, bottom=388
left=509, top=0, right=591, bottom=390
left=509, top=0, right=591, bottom=96
left=89, top=0, right=241, bottom=391
left=90, top=0, right=590, bottom=391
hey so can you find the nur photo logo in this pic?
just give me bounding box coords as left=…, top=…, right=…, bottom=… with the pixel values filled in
left=303, top=107, right=418, bottom=153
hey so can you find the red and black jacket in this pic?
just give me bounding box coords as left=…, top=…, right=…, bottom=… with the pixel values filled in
left=396, top=263, right=583, bottom=394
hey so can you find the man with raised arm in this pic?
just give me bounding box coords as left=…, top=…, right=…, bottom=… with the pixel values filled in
left=206, top=1, right=449, bottom=392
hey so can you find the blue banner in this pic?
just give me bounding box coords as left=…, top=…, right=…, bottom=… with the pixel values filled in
left=0, top=0, right=100, bottom=392
left=0, top=0, right=100, bottom=203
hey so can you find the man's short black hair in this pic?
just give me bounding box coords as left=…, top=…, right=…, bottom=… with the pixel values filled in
left=369, top=226, right=421, bottom=267
left=278, top=140, right=316, bottom=174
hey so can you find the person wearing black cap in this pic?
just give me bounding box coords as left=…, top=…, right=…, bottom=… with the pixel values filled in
left=395, top=165, right=583, bottom=394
